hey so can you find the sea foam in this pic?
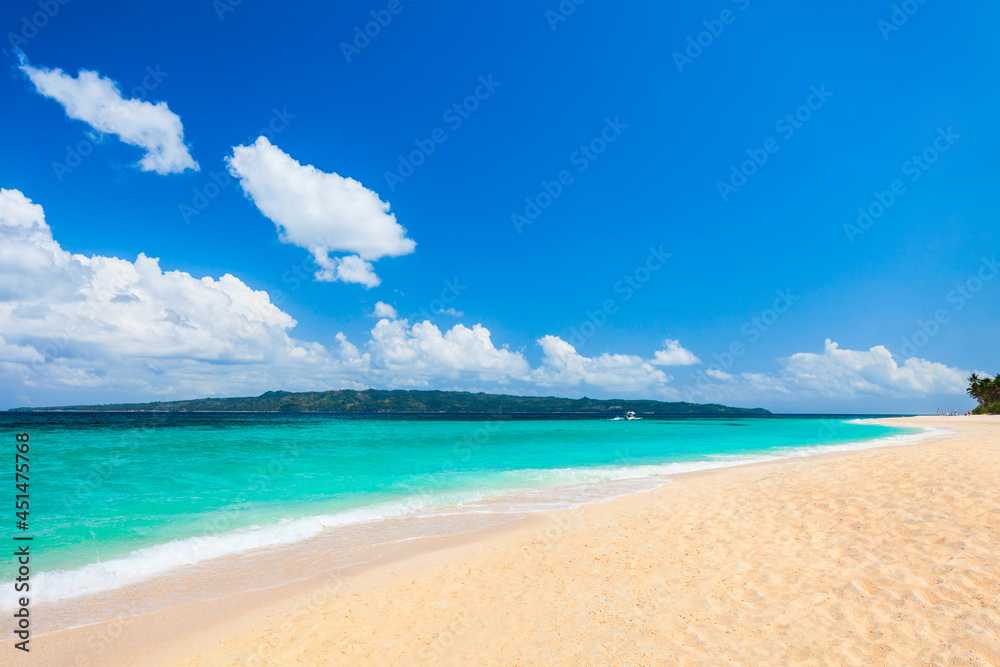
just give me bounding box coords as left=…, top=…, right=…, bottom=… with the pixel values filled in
left=1, top=423, right=946, bottom=608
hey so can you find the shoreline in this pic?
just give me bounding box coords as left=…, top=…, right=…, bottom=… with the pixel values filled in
left=17, top=418, right=935, bottom=630
left=29, top=415, right=1000, bottom=665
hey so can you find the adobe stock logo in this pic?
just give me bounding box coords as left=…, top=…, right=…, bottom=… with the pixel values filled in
left=545, top=0, right=586, bottom=31
left=213, top=0, right=243, bottom=21
left=843, top=127, right=960, bottom=244
left=179, top=107, right=296, bottom=224
left=877, top=0, right=930, bottom=41
left=899, top=256, right=997, bottom=356
left=52, top=65, right=170, bottom=182
left=339, top=0, right=415, bottom=63
left=404, top=278, right=467, bottom=321
left=672, top=0, right=751, bottom=73
left=716, top=85, right=833, bottom=202
left=384, top=76, right=501, bottom=192
left=6, top=0, right=70, bottom=49
left=512, top=117, right=627, bottom=233
left=564, top=245, right=671, bottom=348
left=682, top=288, right=798, bottom=399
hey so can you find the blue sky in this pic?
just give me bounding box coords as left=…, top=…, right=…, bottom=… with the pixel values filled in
left=0, top=0, right=997, bottom=412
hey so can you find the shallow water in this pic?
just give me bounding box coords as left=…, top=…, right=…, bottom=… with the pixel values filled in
left=0, top=412, right=933, bottom=629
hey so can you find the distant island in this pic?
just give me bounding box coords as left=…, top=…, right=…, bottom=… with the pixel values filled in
left=9, top=389, right=770, bottom=416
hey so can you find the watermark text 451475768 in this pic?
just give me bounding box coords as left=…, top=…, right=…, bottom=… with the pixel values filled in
left=13, top=432, right=32, bottom=653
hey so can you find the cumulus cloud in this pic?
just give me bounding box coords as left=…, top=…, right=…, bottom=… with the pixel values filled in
left=363, top=318, right=530, bottom=385
left=226, top=137, right=415, bottom=287
left=372, top=301, right=398, bottom=319
left=0, top=189, right=705, bottom=404
left=684, top=339, right=967, bottom=404
left=0, top=192, right=526, bottom=400
left=9, top=187, right=967, bottom=411
left=650, top=338, right=700, bottom=366
left=781, top=339, right=966, bottom=397
left=0, top=188, right=334, bottom=397
left=532, top=335, right=671, bottom=393
left=18, top=55, right=198, bottom=174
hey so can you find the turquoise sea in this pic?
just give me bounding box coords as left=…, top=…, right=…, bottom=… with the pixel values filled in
left=0, top=413, right=932, bottom=615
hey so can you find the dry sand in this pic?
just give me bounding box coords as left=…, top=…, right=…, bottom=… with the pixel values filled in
left=31, top=416, right=1000, bottom=666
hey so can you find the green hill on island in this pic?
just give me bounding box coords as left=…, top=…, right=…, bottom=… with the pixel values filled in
left=10, top=389, right=770, bottom=416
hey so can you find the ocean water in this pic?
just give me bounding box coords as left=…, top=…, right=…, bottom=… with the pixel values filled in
left=0, top=412, right=934, bottom=617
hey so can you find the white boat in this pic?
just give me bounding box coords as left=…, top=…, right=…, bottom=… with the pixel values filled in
left=625, top=411, right=640, bottom=420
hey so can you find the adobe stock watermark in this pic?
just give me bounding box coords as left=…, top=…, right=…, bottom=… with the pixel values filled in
left=266, top=243, right=331, bottom=308
left=511, top=116, right=628, bottom=233
left=521, top=444, right=638, bottom=566
left=340, top=0, right=415, bottom=63
left=179, top=106, right=296, bottom=224
left=843, top=126, right=960, bottom=244
left=565, top=246, right=671, bottom=349
left=419, top=614, right=473, bottom=661
left=14, top=284, right=124, bottom=383
left=403, top=278, right=467, bottom=321
left=682, top=288, right=798, bottom=398
left=238, top=572, right=346, bottom=666
left=384, top=419, right=506, bottom=660
left=60, top=454, right=127, bottom=512
left=232, top=241, right=339, bottom=342
left=70, top=599, right=142, bottom=667
left=545, top=0, right=586, bottom=31
left=192, top=428, right=307, bottom=554
left=716, top=84, right=833, bottom=202
left=877, top=0, right=930, bottom=41
left=239, top=253, right=464, bottom=345
left=672, top=0, right=751, bottom=73
left=6, top=0, right=70, bottom=49
left=213, top=0, right=243, bottom=21
left=899, top=256, right=997, bottom=356
left=395, top=418, right=504, bottom=512
left=383, top=75, right=501, bottom=192
left=51, top=65, right=170, bottom=182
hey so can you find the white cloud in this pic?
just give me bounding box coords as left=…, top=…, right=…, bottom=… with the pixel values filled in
left=372, top=301, right=398, bottom=319
left=684, top=339, right=967, bottom=404
left=735, top=372, right=791, bottom=396
left=19, top=56, right=198, bottom=175
left=705, top=368, right=733, bottom=381
left=0, top=190, right=707, bottom=404
left=781, top=339, right=966, bottom=397
left=0, top=188, right=335, bottom=397
left=226, top=137, right=415, bottom=287
left=650, top=338, right=700, bottom=366
left=0, top=192, right=533, bottom=402
left=322, top=254, right=380, bottom=287
left=363, top=318, right=530, bottom=385
left=532, top=335, right=671, bottom=393
left=7, top=189, right=968, bottom=411
left=0, top=335, right=44, bottom=364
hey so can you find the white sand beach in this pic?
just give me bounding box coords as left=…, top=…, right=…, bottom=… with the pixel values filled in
left=33, top=416, right=1000, bottom=666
